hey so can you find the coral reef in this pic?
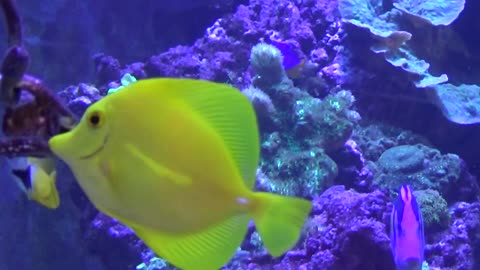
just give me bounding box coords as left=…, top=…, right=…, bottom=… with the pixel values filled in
left=414, top=189, right=450, bottom=232
left=393, top=0, right=465, bottom=26
left=46, top=0, right=480, bottom=269
left=228, top=186, right=395, bottom=270
left=339, top=0, right=480, bottom=125
left=371, top=144, right=479, bottom=203
left=257, top=148, right=338, bottom=198
left=1, top=0, right=479, bottom=269
left=85, top=213, right=151, bottom=270
left=426, top=201, right=480, bottom=270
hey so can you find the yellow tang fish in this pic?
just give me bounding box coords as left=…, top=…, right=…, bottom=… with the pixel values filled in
left=48, top=78, right=312, bottom=270
left=12, top=157, right=60, bottom=209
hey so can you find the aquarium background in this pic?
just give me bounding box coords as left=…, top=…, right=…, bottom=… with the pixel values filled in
left=0, top=0, right=246, bottom=90
left=0, top=0, right=479, bottom=269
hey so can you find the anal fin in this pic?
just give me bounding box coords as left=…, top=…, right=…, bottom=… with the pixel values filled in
left=133, top=214, right=250, bottom=270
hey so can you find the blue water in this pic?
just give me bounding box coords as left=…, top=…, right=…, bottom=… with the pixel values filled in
left=0, top=0, right=479, bottom=269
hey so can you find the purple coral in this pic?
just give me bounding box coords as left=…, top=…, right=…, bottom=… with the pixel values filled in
left=227, top=186, right=395, bottom=270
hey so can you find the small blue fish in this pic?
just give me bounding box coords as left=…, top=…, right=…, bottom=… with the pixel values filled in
left=270, top=39, right=305, bottom=78
left=390, top=185, right=425, bottom=270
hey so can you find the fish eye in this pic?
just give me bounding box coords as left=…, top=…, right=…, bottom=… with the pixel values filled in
left=88, top=111, right=103, bottom=128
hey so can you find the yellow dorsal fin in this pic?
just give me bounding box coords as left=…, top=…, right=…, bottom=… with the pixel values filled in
left=134, top=79, right=260, bottom=189
left=124, top=143, right=192, bottom=187
left=132, top=213, right=250, bottom=270
left=28, top=157, right=55, bottom=175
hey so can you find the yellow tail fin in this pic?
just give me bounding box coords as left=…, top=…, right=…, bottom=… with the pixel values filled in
left=250, top=192, right=312, bottom=256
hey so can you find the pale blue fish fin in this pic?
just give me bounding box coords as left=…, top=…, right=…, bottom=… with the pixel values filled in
left=7, top=157, right=29, bottom=194
left=390, top=203, right=397, bottom=251
left=6, top=157, right=28, bottom=168
left=133, top=214, right=250, bottom=270
left=124, top=143, right=191, bottom=187
left=11, top=174, right=28, bottom=194
left=159, top=78, right=260, bottom=189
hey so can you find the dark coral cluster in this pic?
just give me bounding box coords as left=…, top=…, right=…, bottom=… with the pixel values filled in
left=226, top=186, right=395, bottom=270
left=372, top=143, right=479, bottom=202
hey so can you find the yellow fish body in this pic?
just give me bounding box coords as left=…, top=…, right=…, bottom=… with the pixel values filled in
left=48, top=78, right=312, bottom=270
left=12, top=157, right=60, bottom=209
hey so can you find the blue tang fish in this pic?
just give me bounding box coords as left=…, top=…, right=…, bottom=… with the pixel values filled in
left=270, top=39, right=305, bottom=78
left=390, top=184, right=425, bottom=270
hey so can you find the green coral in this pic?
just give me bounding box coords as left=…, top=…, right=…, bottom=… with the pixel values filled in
left=259, top=148, right=338, bottom=198
left=107, top=73, right=137, bottom=95
left=136, top=257, right=168, bottom=270
left=250, top=43, right=286, bottom=87
left=373, top=144, right=463, bottom=201
left=312, top=91, right=360, bottom=151
left=378, top=145, right=425, bottom=174
left=414, top=189, right=450, bottom=231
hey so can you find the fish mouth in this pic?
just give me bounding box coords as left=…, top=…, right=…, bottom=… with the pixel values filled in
left=79, top=135, right=109, bottom=160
